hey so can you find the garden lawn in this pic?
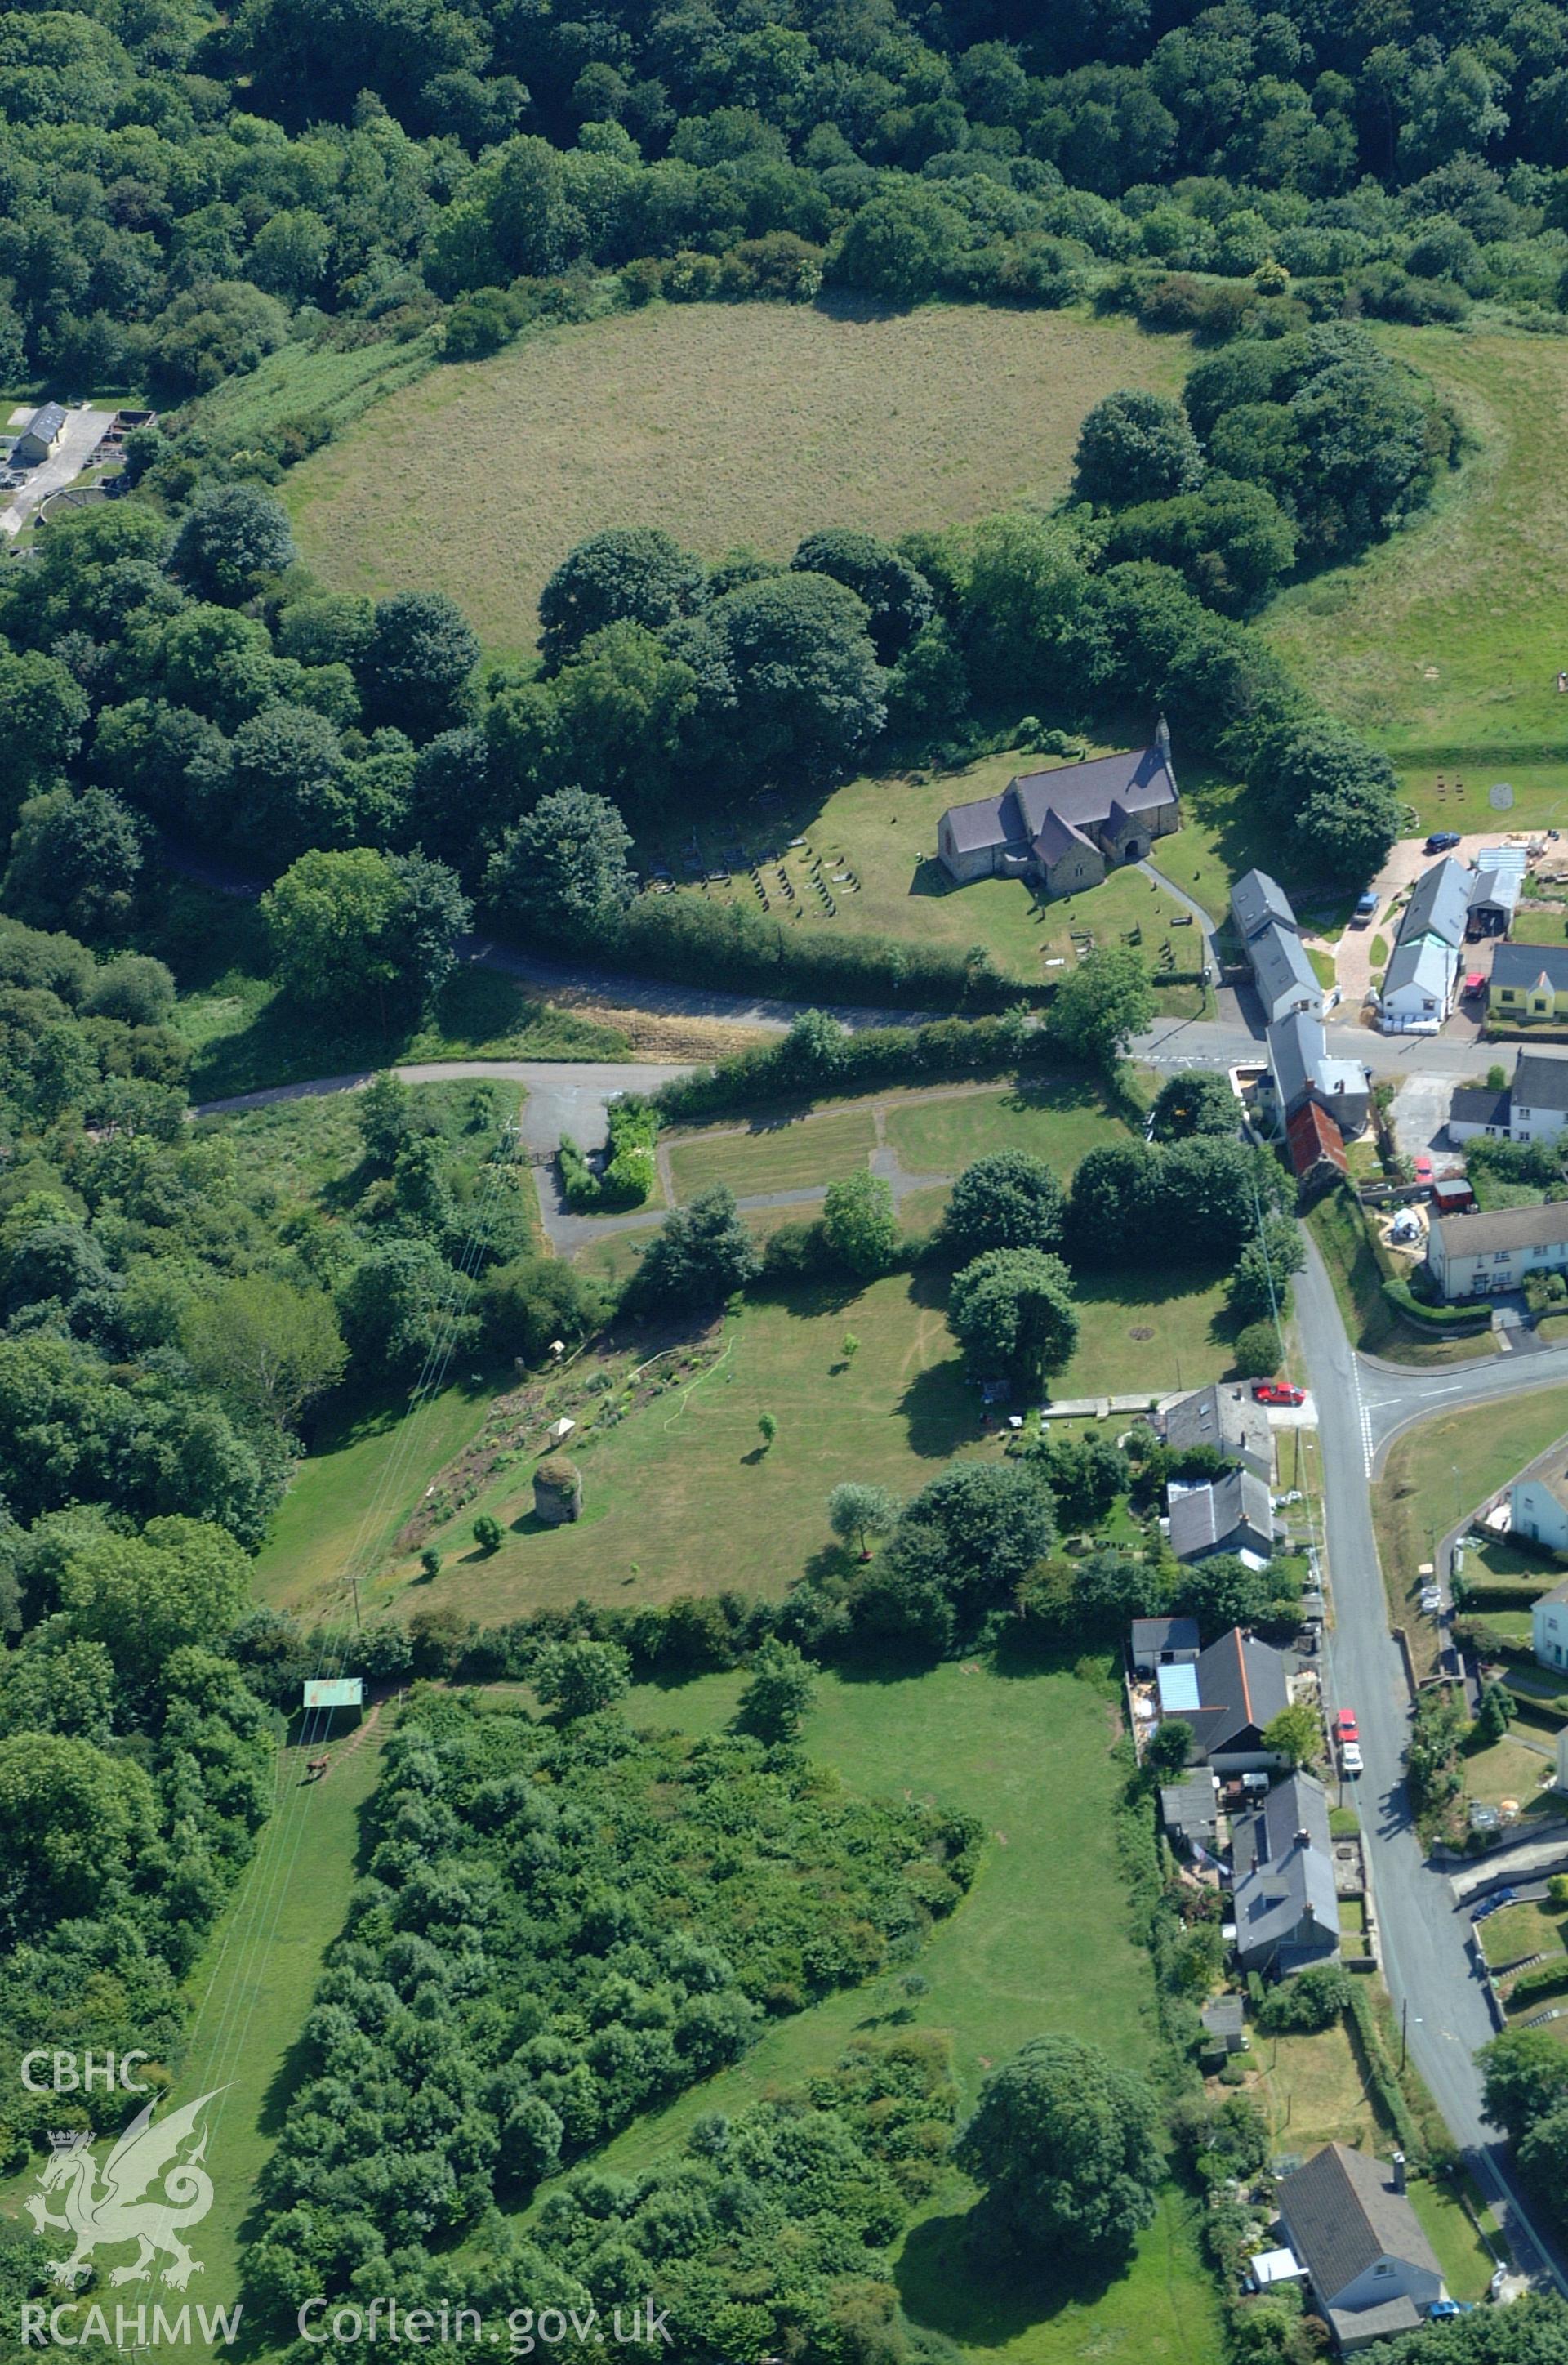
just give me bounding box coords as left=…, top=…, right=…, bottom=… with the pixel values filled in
left=1254, top=2020, right=1386, bottom=2153
left=1268, top=328, right=1568, bottom=827
left=1406, top=2177, right=1503, bottom=2303
left=1478, top=1898, right=1566, bottom=1970
left=664, top=1104, right=878, bottom=1198
left=1049, top=1263, right=1234, bottom=1399
left=287, top=301, right=1192, bottom=662
left=1374, top=1384, right=1568, bottom=1633
left=597, top=1658, right=1222, bottom=2365
left=881, top=1075, right=1134, bottom=1178
left=409, top=1274, right=979, bottom=1616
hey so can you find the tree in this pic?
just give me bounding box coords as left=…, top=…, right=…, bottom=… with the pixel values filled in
left=757, top=1411, right=777, bottom=1451
left=182, top=1277, right=346, bottom=1430
left=473, top=1515, right=503, bottom=1554
left=485, top=786, right=636, bottom=944
left=0, top=649, right=88, bottom=820
left=1074, top=389, right=1204, bottom=508
left=56, top=1516, right=252, bottom=1682
left=83, top=953, right=176, bottom=1027
left=538, top=527, right=706, bottom=670
left=942, top=1151, right=1066, bottom=1263
left=632, top=1186, right=761, bottom=1313
left=1263, top=1700, right=1320, bottom=1768
left=1047, top=946, right=1156, bottom=1071
left=954, top=2034, right=1161, bottom=2256
left=1263, top=722, right=1401, bottom=885
left=337, top=1237, right=469, bottom=1378
left=169, top=483, right=296, bottom=602
left=262, top=847, right=404, bottom=1008
left=736, top=1639, right=815, bottom=1741
left=2, top=787, right=140, bottom=935
left=1147, top=1718, right=1193, bottom=1778
left=1027, top=1430, right=1130, bottom=1527
left=478, top=1255, right=607, bottom=1363
left=828, top=1481, right=900, bottom=1560
left=1472, top=1680, right=1516, bottom=1747
left=871, top=1460, right=1058, bottom=1651
left=1480, top=2028, right=1568, bottom=2141
left=791, top=530, right=933, bottom=663
left=356, top=591, right=479, bottom=739
left=1171, top=1552, right=1302, bottom=1631
left=420, top=1546, right=443, bottom=1581
left=1149, top=1070, right=1239, bottom=1142
left=388, top=851, right=472, bottom=1015
left=533, top=1637, right=630, bottom=1720
left=0, top=1731, right=158, bottom=1934
left=822, top=1170, right=899, bottom=1278
left=702, top=571, right=886, bottom=774
left=826, top=186, right=965, bottom=306
left=948, top=1248, right=1080, bottom=1390
left=1519, top=2106, right=1568, bottom=2225
left=1233, top=1320, right=1281, bottom=1379
left=1228, top=1217, right=1307, bottom=1323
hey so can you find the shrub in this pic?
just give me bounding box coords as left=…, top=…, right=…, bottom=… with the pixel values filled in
left=1233, top=1321, right=1280, bottom=1377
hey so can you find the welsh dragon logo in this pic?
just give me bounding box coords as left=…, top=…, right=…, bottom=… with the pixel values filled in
left=26, top=2090, right=225, bottom=2291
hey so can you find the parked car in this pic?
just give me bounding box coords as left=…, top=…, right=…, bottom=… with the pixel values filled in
left=1426, top=831, right=1463, bottom=855
left=1334, top=1708, right=1359, bottom=1742
left=1471, top=1888, right=1517, bottom=1923
left=1339, top=1741, right=1364, bottom=1776
left=1352, top=890, right=1379, bottom=926
left=1253, top=1381, right=1307, bottom=1407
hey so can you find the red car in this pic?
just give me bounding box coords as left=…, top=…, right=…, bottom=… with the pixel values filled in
left=1334, top=1708, right=1360, bottom=1743
left=1252, top=1381, right=1307, bottom=1407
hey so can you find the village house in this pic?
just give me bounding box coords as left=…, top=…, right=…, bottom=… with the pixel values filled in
left=1159, top=1381, right=1273, bottom=1479
left=935, top=727, right=1178, bottom=897
left=1158, top=1626, right=1293, bottom=1773
left=1231, top=1769, right=1339, bottom=1978
left=1424, top=1200, right=1568, bottom=1298
left=1264, top=1012, right=1371, bottom=1138
left=1448, top=1049, right=1568, bottom=1145
left=1535, top=1576, right=1568, bottom=1673
left=1489, top=940, right=1568, bottom=1024
left=1276, top=2144, right=1446, bottom=2352
left=1167, top=1469, right=1277, bottom=1563
left=1286, top=1100, right=1351, bottom=1197
left=1378, top=858, right=1470, bottom=1033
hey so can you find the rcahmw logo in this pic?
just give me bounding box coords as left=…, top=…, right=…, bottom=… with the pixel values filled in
left=24, top=2084, right=227, bottom=2297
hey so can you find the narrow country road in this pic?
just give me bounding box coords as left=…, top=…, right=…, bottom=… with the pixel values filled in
left=1295, top=1240, right=1568, bottom=2294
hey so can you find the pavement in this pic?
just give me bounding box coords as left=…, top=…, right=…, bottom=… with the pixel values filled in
left=0, top=406, right=114, bottom=537
left=1296, top=1240, right=1568, bottom=2294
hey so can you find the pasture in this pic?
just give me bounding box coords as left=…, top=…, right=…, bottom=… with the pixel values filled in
left=286, top=301, right=1192, bottom=659
left=1269, top=328, right=1568, bottom=831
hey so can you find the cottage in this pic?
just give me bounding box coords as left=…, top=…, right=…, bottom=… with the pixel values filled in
left=1489, top=940, right=1568, bottom=1024
left=1130, top=1614, right=1201, bottom=1676
left=14, top=401, right=66, bottom=463
left=1178, top=1626, right=1292, bottom=1772
left=1379, top=934, right=1456, bottom=1033
left=1266, top=1012, right=1370, bottom=1137
left=1168, top=1469, right=1277, bottom=1563
left=1250, top=921, right=1325, bottom=1025
left=1447, top=1050, right=1568, bottom=1145
left=1446, top=1082, right=1512, bottom=1144
left=1276, top=2144, right=1446, bottom=2352
left=1230, top=868, right=1298, bottom=944
left=1286, top=1100, right=1349, bottom=1197
left=1160, top=1381, right=1273, bottom=1480
left=1425, top=1200, right=1568, bottom=1298
left=935, top=728, right=1178, bottom=897
left=1232, top=1770, right=1339, bottom=1976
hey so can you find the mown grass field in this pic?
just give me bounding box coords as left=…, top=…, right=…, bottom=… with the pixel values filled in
left=1374, top=1382, right=1568, bottom=1634
left=598, top=1659, right=1223, bottom=2365
left=664, top=1102, right=879, bottom=1198
left=287, top=301, right=1192, bottom=659
left=1269, top=328, right=1568, bottom=830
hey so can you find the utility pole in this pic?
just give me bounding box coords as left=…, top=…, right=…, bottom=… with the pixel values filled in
left=347, top=1573, right=363, bottom=1635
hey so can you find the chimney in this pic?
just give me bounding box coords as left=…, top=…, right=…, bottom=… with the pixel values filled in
left=1391, top=2151, right=1407, bottom=2195
left=1294, top=1829, right=1310, bottom=1850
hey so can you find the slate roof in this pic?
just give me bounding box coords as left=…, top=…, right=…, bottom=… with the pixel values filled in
left=1512, top=1051, right=1568, bottom=1112
left=1397, top=857, right=1472, bottom=951
left=1278, top=2144, right=1441, bottom=2306
left=1432, top=1200, right=1568, bottom=1260
left=1231, top=868, right=1297, bottom=943
left=22, top=401, right=65, bottom=444
left=1183, top=1626, right=1290, bottom=1759
left=1167, top=1468, right=1275, bottom=1560
left=1268, top=1013, right=1368, bottom=1118
left=1382, top=933, right=1454, bottom=1005
left=1160, top=1770, right=1219, bottom=1841
left=1492, top=942, right=1568, bottom=995
left=942, top=792, right=1018, bottom=856
left=1232, top=1774, right=1338, bottom=1958
left=1033, top=805, right=1098, bottom=865
left=1286, top=1100, right=1348, bottom=1181
left=1163, top=1382, right=1272, bottom=1471
left=1250, top=921, right=1321, bottom=1013
left=1469, top=866, right=1521, bottom=916
left=1132, top=1614, right=1201, bottom=1662
left=1449, top=1084, right=1511, bottom=1131
left=1009, top=743, right=1178, bottom=838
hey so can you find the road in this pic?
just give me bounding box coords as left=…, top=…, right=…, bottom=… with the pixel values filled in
left=1295, top=1240, right=1568, bottom=2293
left=0, top=405, right=113, bottom=536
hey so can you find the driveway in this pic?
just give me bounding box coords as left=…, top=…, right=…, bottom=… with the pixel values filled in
left=0, top=406, right=114, bottom=537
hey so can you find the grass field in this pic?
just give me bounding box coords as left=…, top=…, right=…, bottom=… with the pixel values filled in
left=1269, top=328, right=1568, bottom=829
left=601, top=1658, right=1223, bottom=2365
left=1374, top=1383, right=1568, bottom=1636
left=287, top=301, right=1192, bottom=662
left=665, top=1103, right=879, bottom=1198
left=881, top=1074, right=1135, bottom=1177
